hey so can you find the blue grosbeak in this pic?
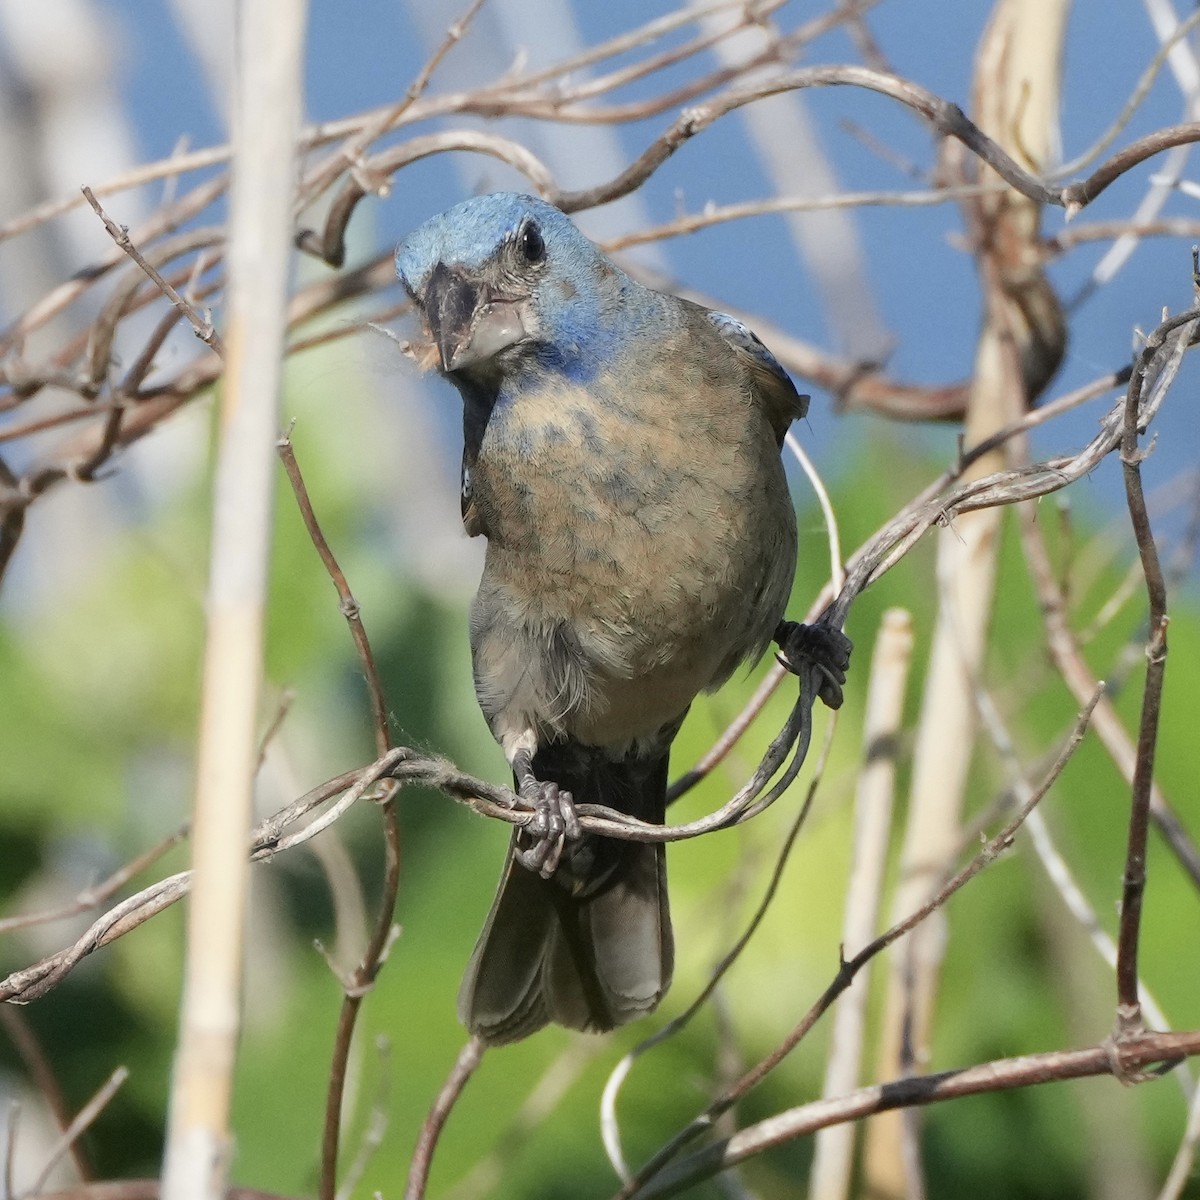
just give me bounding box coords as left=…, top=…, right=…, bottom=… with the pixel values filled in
left=397, top=193, right=809, bottom=1043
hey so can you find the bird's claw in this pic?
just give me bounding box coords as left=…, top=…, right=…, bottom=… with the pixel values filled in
left=515, top=780, right=581, bottom=879
left=775, top=620, right=853, bottom=709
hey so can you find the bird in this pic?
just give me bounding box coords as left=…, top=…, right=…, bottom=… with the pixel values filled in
left=395, top=192, right=816, bottom=1045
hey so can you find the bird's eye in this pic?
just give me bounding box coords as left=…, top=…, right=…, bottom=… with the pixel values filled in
left=518, top=221, right=546, bottom=265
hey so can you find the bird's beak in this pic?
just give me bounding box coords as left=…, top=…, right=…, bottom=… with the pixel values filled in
left=422, top=261, right=529, bottom=373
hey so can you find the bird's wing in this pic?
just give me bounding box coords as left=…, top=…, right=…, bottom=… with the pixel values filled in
left=707, top=311, right=809, bottom=445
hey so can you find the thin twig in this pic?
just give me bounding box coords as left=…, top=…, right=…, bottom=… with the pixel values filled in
left=668, top=427, right=844, bottom=804
left=1049, top=6, right=1200, bottom=179
left=318, top=814, right=400, bottom=1200
left=0, top=1010, right=90, bottom=1183
left=1017, top=503, right=1200, bottom=892
left=442, top=1042, right=600, bottom=1200
left=404, top=1037, right=486, bottom=1200
left=298, top=0, right=489, bottom=213
left=23, top=1068, right=128, bottom=1200
left=1110, top=310, right=1192, bottom=1036
left=333, top=1037, right=393, bottom=1200
left=0, top=827, right=186, bottom=936
left=277, top=436, right=390, bottom=754
left=80, top=188, right=223, bottom=357
left=631, top=1030, right=1200, bottom=1199
left=598, top=183, right=1006, bottom=251
left=971, top=681, right=1183, bottom=1085
left=275, top=435, right=401, bottom=1199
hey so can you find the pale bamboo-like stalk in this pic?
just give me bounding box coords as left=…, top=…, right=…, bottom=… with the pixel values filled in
left=159, top=4, right=307, bottom=1199
left=809, top=609, right=913, bottom=1200
left=863, top=1, right=1071, bottom=1194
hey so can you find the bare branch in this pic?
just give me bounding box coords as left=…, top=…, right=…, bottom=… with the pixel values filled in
left=0, top=1010, right=90, bottom=1184
left=632, top=1030, right=1200, bottom=1199
left=22, top=1068, right=128, bottom=1200
left=80, top=187, right=223, bottom=356
left=1110, top=307, right=1194, bottom=1037
left=404, top=1037, right=486, bottom=1200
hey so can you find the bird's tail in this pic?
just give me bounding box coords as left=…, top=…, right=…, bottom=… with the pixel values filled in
left=458, top=746, right=673, bottom=1045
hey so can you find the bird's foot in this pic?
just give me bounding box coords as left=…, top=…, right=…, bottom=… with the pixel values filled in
left=775, top=620, right=853, bottom=709
left=515, top=778, right=581, bottom=879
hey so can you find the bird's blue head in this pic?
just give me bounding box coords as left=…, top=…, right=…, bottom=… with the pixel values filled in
left=395, top=193, right=630, bottom=388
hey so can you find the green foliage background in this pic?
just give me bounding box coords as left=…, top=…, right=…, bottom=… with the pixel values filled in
left=1, top=343, right=1198, bottom=1199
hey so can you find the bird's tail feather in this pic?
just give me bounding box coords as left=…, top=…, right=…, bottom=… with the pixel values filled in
left=458, top=747, right=673, bottom=1045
